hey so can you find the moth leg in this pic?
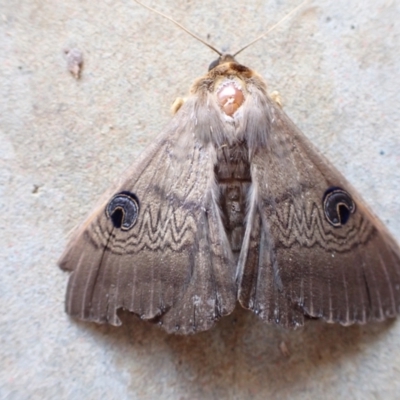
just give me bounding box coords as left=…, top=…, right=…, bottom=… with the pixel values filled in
left=171, top=97, right=186, bottom=114
left=269, top=90, right=283, bottom=108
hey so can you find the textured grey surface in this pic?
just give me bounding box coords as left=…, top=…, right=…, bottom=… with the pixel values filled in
left=1, top=0, right=400, bottom=399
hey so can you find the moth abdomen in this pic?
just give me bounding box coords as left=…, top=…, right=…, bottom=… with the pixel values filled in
left=215, top=141, right=251, bottom=258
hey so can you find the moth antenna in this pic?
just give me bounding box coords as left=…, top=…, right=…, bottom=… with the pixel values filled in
left=133, top=0, right=222, bottom=56
left=233, top=0, right=309, bottom=57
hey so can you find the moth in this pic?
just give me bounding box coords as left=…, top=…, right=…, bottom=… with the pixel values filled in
left=59, top=1, right=400, bottom=334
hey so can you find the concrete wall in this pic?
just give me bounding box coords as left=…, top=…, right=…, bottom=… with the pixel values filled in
left=1, top=0, right=400, bottom=398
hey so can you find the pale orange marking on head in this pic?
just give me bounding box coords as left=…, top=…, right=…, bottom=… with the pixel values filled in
left=217, top=83, right=244, bottom=116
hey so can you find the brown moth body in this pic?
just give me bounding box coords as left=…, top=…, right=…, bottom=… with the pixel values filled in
left=59, top=51, right=400, bottom=334
left=200, top=58, right=260, bottom=262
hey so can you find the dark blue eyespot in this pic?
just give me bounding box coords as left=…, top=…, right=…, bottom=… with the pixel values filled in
left=106, top=191, right=139, bottom=230
left=323, top=187, right=355, bottom=227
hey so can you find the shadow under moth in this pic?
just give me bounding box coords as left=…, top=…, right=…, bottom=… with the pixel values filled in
left=59, top=1, right=400, bottom=334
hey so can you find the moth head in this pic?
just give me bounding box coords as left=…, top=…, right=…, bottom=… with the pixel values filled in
left=208, top=54, right=237, bottom=71
left=207, top=54, right=252, bottom=117
left=132, top=0, right=305, bottom=120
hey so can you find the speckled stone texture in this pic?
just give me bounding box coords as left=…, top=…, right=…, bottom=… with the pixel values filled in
left=1, top=0, right=400, bottom=399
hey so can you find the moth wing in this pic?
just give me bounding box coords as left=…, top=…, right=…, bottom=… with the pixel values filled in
left=59, top=119, right=236, bottom=334
left=239, top=99, right=400, bottom=327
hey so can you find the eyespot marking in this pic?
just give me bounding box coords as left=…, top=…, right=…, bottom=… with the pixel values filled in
left=106, top=191, right=140, bottom=230
left=323, top=187, right=356, bottom=227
